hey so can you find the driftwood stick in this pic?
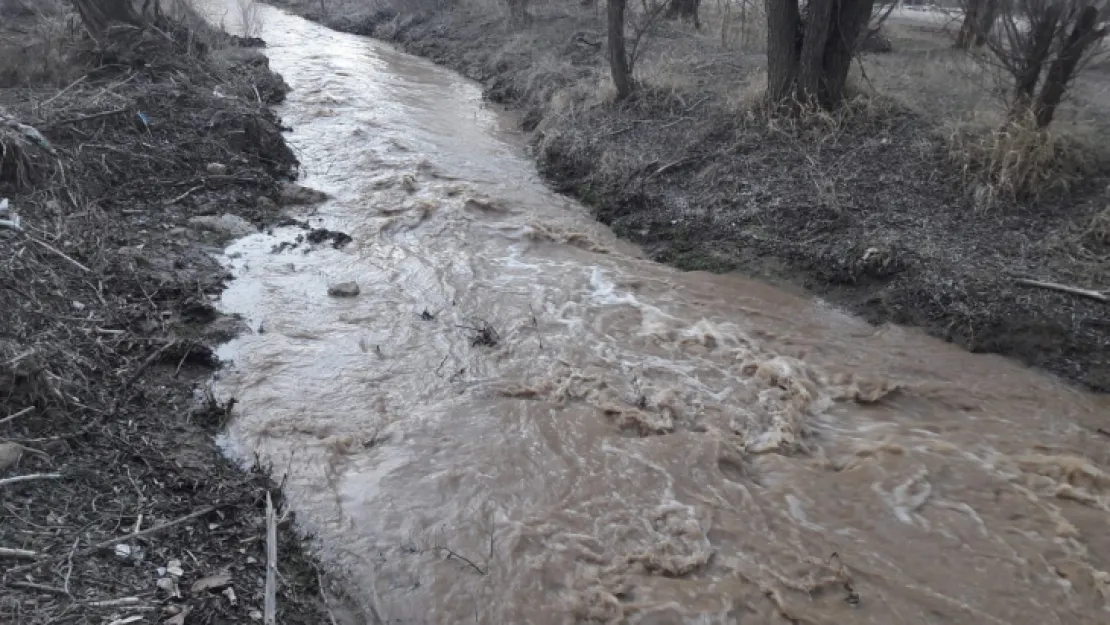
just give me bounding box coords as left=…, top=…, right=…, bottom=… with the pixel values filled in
left=0, top=473, right=62, bottom=488
left=264, top=492, right=277, bottom=625
left=1014, top=278, right=1108, bottom=303
left=0, top=406, right=34, bottom=426
left=0, top=547, right=37, bottom=559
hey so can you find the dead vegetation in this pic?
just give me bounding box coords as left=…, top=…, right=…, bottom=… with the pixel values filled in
left=0, top=3, right=338, bottom=624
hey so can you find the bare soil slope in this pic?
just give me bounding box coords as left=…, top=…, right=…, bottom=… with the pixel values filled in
left=1, top=5, right=355, bottom=624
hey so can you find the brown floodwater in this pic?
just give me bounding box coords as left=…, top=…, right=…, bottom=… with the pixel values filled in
left=200, top=2, right=1110, bottom=623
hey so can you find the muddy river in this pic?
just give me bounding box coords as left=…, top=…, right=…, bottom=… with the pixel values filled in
left=199, top=2, right=1110, bottom=623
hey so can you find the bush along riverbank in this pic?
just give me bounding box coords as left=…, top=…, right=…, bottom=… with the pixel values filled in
left=267, top=0, right=1110, bottom=392
left=0, top=4, right=357, bottom=623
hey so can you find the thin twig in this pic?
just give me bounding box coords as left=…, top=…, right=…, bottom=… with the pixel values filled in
left=1014, top=278, right=1108, bottom=303
left=112, top=340, right=178, bottom=415
left=85, top=596, right=141, bottom=608
left=6, top=581, right=69, bottom=596
left=264, top=492, right=277, bottom=625
left=0, top=473, right=62, bottom=488
left=0, top=406, right=34, bottom=426
left=3, top=505, right=219, bottom=577
left=85, top=506, right=218, bottom=554
left=29, top=237, right=92, bottom=273
left=164, top=184, right=204, bottom=206
left=51, top=108, right=129, bottom=127
left=433, top=546, right=487, bottom=576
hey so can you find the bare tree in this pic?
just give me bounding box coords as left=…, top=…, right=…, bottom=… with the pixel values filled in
left=765, top=0, right=878, bottom=109
left=608, top=0, right=634, bottom=99
left=506, top=0, right=532, bottom=26
left=71, top=0, right=144, bottom=35
left=956, top=0, right=1000, bottom=48
left=665, top=0, right=702, bottom=28
left=983, top=0, right=1108, bottom=127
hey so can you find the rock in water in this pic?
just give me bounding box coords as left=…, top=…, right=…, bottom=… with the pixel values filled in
left=327, top=281, right=360, bottom=297
left=279, top=182, right=329, bottom=206
left=187, top=214, right=256, bottom=238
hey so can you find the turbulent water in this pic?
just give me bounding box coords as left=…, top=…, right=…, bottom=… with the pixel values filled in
left=200, top=3, right=1110, bottom=623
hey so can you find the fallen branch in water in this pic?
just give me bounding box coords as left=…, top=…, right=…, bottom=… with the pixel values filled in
left=1014, top=278, right=1108, bottom=303
left=433, top=546, right=487, bottom=576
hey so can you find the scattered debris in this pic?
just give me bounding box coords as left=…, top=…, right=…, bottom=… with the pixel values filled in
left=327, top=281, right=360, bottom=297
left=458, top=320, right=499, bottom=347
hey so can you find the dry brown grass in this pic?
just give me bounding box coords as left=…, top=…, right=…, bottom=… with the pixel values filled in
left=0, top=9, right=82, bottom=88
left=945, top=111, right=1101, bottom=209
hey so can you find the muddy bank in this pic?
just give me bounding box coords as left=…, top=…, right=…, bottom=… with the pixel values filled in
left=0, top=8, right=350, bottom=624
left=268, top=0, right=1110, bottom=392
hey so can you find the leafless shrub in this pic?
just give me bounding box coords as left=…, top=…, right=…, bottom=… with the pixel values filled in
left=982, top=0, right=1109, bottom=128
left=236, top=0, right=264, bottom=37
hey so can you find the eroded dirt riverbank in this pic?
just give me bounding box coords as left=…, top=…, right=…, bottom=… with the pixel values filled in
left=205, top=3, right=1110, bottom=625
left=1, top=6, right=340, bottom=623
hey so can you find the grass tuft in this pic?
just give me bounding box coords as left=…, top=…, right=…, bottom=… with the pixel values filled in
left=945, top=112, right=1101, bottom=209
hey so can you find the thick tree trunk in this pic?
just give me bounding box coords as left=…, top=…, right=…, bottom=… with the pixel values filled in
left=1035, top=5, right=1106, bottom=128
left=818, top=0, right=874, bottom=106
left=506, top=0, right=532, bottom=26
left=765, top=0, right=801, bottom=103
left=72, top=0, right=143, bottom=35
left=797, top=0, right=835, bottom=105
left=607, top=0, right=633, bottom=100
left=973, top=0, right=998, bottom=47
left=665, top=0, right=701, bottom=28
left=765, top=0, right=875, bottom=108
left=1011, top=3, right=1062, bottom=112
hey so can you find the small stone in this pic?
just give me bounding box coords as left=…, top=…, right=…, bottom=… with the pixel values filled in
left=157, top=577, right=181, bottom=598
left=206, top=162, right=228, bottom=175
left=166, top=559, right=184, bottom=577
left=191, top=574, right=233, bottom=593
left=327, top=281, right=360, bottom=297
left=188, top=214, right=256, bottom=238
left=114, top=544, right=132, bottom=560
left=256, top=196, right=276, bottom=211
left=278, top=182, right=329, bottom=206
left=223, top=587, right=238, bottom=605
left=249, top=610, right=263, bottom=621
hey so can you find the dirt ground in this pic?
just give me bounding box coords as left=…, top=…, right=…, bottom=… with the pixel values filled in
left=1, top=4, right=356, bottom=624
left=270, top=0, right=1110, bottom=392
